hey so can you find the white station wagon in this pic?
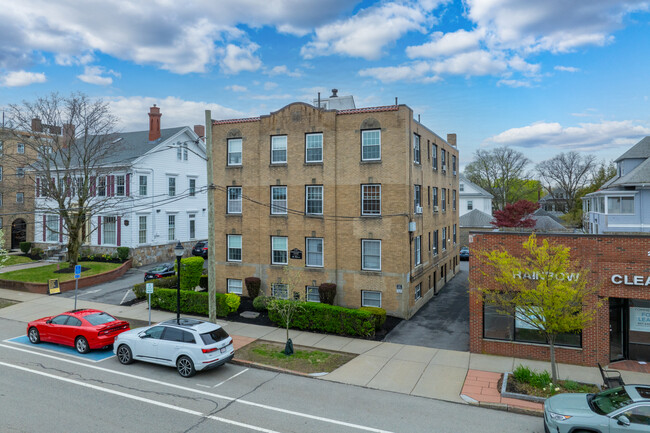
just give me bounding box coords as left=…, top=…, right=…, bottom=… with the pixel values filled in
left=113, top=318, right=235, bottom=377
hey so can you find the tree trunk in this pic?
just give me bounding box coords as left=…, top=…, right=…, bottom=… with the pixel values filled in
left=66, top=227, right=80, bottom=267
left=549, top=336, right=558, bottom=384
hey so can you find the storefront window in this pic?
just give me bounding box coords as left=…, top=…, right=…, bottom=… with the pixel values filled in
left=629, top=299, right=650, bottom=362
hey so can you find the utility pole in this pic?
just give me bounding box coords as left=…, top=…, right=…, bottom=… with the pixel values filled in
left=205, top=110, right=217, bottom=323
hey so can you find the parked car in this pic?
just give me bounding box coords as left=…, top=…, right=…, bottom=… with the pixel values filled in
left=113, top=318, right=235, bottom=378
left=459, top=247, right=470, bottom=260
left=544, top=385, right=650, bottom=433
left=192, top=240, right=208, bottom=259
left=27, top=309, right=130, bottom=354
left=144, top=262, right=176, bottom=281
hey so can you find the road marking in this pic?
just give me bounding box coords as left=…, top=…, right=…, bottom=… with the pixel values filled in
left=0, top=341, right=394, bottom=433
left=79, top=289, right=101, bottom=296
left=0, top=361, right=280, bottom=433
left=120, top=289, right=132, bottom=305
left=212, top=367, right=249, bottom=388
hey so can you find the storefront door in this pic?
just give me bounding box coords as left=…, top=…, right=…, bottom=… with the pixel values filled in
left=610, top=298, right=625, bottom=362
left=628, top=299, right=650, bottom=362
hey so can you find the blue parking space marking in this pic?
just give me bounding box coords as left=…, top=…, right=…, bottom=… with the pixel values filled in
left=6, top=336, right=115, bottom=362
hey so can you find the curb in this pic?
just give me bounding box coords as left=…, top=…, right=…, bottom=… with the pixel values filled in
left=230, top=358, right=316, bottom=378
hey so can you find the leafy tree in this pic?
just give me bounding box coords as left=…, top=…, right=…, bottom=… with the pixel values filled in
left=565, top=160, right=617, bottom=227
left=267, top=266, right=305, bottom=355
left=492, top=200, right=539, bottom=228
left=0, top=230, right=9, bottom=269
left=475, top=233, right=602, bottom=383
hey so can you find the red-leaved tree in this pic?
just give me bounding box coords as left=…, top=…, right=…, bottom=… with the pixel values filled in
left=491, top=200, right=540, bottom=228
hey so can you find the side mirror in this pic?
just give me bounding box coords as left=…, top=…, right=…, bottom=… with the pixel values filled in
left=139, top=333, right=147, bottom=339
left=617, top=415, right=631, bottom=427
left=46, top=319, right=52, bottom=324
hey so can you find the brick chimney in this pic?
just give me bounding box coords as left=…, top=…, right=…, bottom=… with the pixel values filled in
left=193, top=124, right=204, bottom=140
left=32, top=118, right=42, bottom=132
left=148, top=105, right=162, bottom=142
left=447, top=133, right=457, bottom=147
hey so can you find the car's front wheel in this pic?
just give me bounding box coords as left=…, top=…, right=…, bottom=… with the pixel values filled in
left=117, top=344, right=134, bottom=364
left=176, top=355, right=196, bottom=378
left=75, top=336, right=90, bottom=354
left=28, top=327, right=40, bottom=344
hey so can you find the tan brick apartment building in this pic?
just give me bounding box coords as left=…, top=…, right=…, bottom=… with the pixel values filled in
left=209, top=97, right=460, bottom=319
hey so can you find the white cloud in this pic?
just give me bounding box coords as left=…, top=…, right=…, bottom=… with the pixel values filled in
left=55, top=52, right=95, bottom=66
left=359, top=62, right=435, bottom=83
left=486, top=120, right=650, bottom=151
left=0, top=70, right=47, bottom=87
left=431, top=50, right=507, bottom=76
left=267, top=65, right=301, bottom=77
left=406, top=29, right=483, bottom=58
left=497, top=79, right=533, bottom=88
left=226, top=85, right=248, bottom=92
left=219, top=43, right=262, bottom=74
left=249, top=93, right=294, bottom=101
left=264, top=81, right=278, bottom=90
left=77, top=65, right=120, bottom=86
left=555, top=65, right=580, bottom=73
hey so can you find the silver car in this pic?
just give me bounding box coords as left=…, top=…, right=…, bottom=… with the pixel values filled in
left=113, top=318, right=234, bottom=377
left=544, top=385, right=650, bottom=433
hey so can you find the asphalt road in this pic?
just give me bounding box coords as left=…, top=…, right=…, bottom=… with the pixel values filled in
left=0, top=317, right=542, bottom=433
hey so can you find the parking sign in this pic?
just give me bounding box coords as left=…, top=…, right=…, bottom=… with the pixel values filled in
left=146, top=283, right=154, bottom=294
left=74, top=264, right=81, bottom=279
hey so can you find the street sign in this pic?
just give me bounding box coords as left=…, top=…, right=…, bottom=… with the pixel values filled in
left=146, top=283, right=154, bottom=294
left=74, top=264, right=81, bottom=279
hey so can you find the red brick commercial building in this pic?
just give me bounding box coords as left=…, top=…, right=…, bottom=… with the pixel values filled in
left=469, top=231, right=650, bottom=366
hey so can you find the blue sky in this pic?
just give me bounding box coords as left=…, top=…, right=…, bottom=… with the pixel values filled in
left=1, top=0, right=649, bottom=169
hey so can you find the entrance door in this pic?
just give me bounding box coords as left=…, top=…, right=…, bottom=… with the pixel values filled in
left=11, top=219, right=27, bottom=250
left=610, top=298, right=625, bottom=362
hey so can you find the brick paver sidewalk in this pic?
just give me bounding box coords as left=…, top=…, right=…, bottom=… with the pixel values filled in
left=460, top=369, right=543, bottom=413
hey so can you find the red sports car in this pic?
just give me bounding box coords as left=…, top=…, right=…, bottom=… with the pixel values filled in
left=27, top=309, right=130, bottom=354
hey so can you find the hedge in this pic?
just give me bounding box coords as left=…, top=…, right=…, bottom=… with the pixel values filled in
left=133, top=276, right=178, bottom=298
left=180, top=256, right=204, bottom=290
left=359, top=306, right=387, bottom=330
left=142, top=288, right=241, bottom=318
left=268, top=301, right=375, bottom=337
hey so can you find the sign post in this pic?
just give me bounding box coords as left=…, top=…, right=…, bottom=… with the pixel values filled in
left=146, top=282, right=154, bottom=325
left=74, top=264, right=81, bottom=309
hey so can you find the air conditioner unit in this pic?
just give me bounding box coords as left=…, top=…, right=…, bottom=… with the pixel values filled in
left=453, top=170, right=457, bottom=175
left=442, top=167, right=446, bottom=173
left=415, top=205, right=423, bottom=214
left=433, top=205, right=439, bottom=212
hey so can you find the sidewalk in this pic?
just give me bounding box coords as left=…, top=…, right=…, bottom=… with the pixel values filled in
left=1, top=287, right=649, bottom=415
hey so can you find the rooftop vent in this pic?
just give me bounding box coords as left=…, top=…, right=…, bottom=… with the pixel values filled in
left=331, top=89, right=338, bottom=98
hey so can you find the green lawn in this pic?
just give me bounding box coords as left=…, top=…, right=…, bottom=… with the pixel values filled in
left=3, top=255, right=37, bottom=267
left=0, top=261, right=122, bottom=283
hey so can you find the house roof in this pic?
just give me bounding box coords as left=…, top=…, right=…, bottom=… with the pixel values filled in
left=100, top=127, right=188, bottom=164
left=615, top=136, right=650, bottom=162
left=531, top=215, right=569, bottom=231
left=460, top=209, right=494, bottom=227
left=459, top=174, right=493, bottom=198
left=609, top=156, right=650, bottom=186
left=533, top=208, right=565, bottom=225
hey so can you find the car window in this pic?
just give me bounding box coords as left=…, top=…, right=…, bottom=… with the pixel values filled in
left=50, top=315, right=70, bottom=325
left=67, top=317, right=82, bottom=326
left=182, top=331, right=196, bottom=344
left=200, top=328, right=230, bottom=345
left=85, top=312, right=117, bottom=326
left=149, top=264, right=171, bottom=272
left=621, top=405, right=650, bottom=425
left=592, top=387, right=633, bottom=415
left=162, top=327, right=185, bottom=342
left=143, top=326, right=164, bottom=339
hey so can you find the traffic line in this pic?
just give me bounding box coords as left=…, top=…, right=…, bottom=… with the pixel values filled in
left=0, top=342, right=394, bottom=433
left=212, top=367, right=249, bottom=388
left=0, top=361, right=280, bottom=433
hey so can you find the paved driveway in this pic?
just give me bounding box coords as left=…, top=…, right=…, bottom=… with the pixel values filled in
left=384, top=261, right=469, bottom=351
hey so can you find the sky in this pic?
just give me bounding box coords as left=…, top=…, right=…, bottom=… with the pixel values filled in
left=1, top=0, right=649, bottom=170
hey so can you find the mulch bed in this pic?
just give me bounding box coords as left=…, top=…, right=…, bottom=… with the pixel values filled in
left=499, top=375, right=600, bottom=399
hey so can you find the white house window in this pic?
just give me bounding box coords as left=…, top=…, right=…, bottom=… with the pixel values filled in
left=103, top=216, right=117, bottom=245
left=227, top=234, right=242, bottom=262
left=98, top=177, right=106, bottom=197
left=413, top=134, right=420, bottom=164
left=228, top=138, right=242, bottom=166
left=183, top=143, right=188, bottom=161
left=415, top=283, right=422, bottom=300
left=116, top=175, right=125, bottom=196
left=227, top=187, right=242, bottom=214
left=306, top=238, right=323, bottom=267
left=305, top=185, right=323, bottom=215
left=362, top=290, right=382, bottom=308
left=46, top=215, right=58, bottom=242
left=177, top=142, right=182, bottom=160
left=361, top=130, right=381, bottom=161
left=271, top=236, right=288, bottom=265
left=305, top=133, right=323, bottom=163
left=467, top=200, right=473, bottom=210
left=271, top=283, right=288, bottom=299
left=362, top=239, right=381, bottom=271
left=415, top=236, right=421, bottom=265
left=362, top=184, right=381, bottom=216
left=271, top=186, right=287, bottom=214
left=271, top=136, right=287, bottom=164
left=607, top=196, right=634, bottom=214
left=16, top=167, right=25, bottom=178
left=189, top=214, right=196, bottom=239
left=16, top=192, right=24, bottom=203
left=460, top=183, right=464, bottom=192
left=189, top=178, right=196, bottom=197
left=168, top=215, right=175, bottom=241
left=306, top=286, right=320, bottom=302
left=17, top=143, right=25, bottom=154
left=168, top=177, right=176, bottom=196
left=227, top=279, right=243, bottom=295
left=138, top=216, right=147, bottom=244
left=139, top=176, right=147, bottom=196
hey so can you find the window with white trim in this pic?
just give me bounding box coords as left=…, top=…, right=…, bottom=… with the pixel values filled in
left=183, top=143, right=188, bottom=160
left=227, top=279, right=243, bottom=295
left=415, top=236, right=421, bottom=265
left=433, top=187, right=438, bottom=208
left=46, top=215, right=58, bottom=242
left=306, top=238, right=323, bottom=267
left=453, top=224, right=457, bottom=245
left=607, top=196, right=634, bottom=214
left=305, top=185, right=323, bottom=215
left=227, top=187, right=242, bottom=214
left=305, top=133, right=323, bottom=163
left=441, top=149, right=446, bottom=170
left=168, top=177, right=176, bottom=196
left=442, top=188, right=446, bottom=212
left=271, top=236, right=288, bottom=265
left=415, top=283, right=421, bottom=300
left=228, top=138, right=242, bottom=166
left=16, top=192, right=24, bottom=203
left=168, top=215, right=175, bottom=241
left=98, top=176, right=106, bottom=197
left=116, top=175, right=125, bottom=196
left=433, top=230, right=438, bottom=256
left=361, top=239, right=381, bottom=271
left=362, top=290, right=381, bottom=308
left=227, top=234, right=242, bottom=262
left=432, top=144, right=438, bottom=169
left=271, top=136, right=287, bottom=164
left=189, top=214, right=196, bottom=240
left=271, top=283, right=288, bottom=299
left=452, top=155, right=457, bottom=174
left=414, top=185, right=421, bottom=211
left=361, top=184, right=381, bottom=215
left=413, top=134, right=420, bottom=164
left=271, top=186, right=287, bottom=215
left=189, top=178, right=196, bottom=197
left=361, top=130, right=381, bottom=161
left=103, top=216, right=117, bottom=245
left=467, top=200, right=473, bottom=210
left=306, top=286, right=320, bottom=302
left=460, top=183, right=464, bottom=192
left=138, top=216, right=147, bottom=244
left=139, top=176, right=147, bottom=196
left=442, top=227, right=447, bottom=251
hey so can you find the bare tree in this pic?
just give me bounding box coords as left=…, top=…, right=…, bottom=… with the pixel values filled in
left=465, top=146, right=532, bottom=210
left=5, top=92, right=127, bottom=267
left=536, top=152, right=597, bottom=215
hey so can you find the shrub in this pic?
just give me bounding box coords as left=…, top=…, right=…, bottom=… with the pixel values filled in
left=30, top=247, right=44, bottom=259
left=359, top=306, right=387, bottom=330
left=117, top=247, right=130, bottom=261
left=146, top=287, right=231, bottom=317
left=245, top=277, right=261, bottom=298
left=199, top=275, right=208, bottom=290
left=19, top=242, right=31, bottom=254
left=268, top=301, right=375, bottom=337
left=513, top=364, right=552, bottom=389
left=180, top=256, right=204, bottom=290
left=253, top=295, right=271, bottom=311
left=133, top=276, right=178, bottom=298
left=318, top=283, right=337, bottom=305
left=225, top=293, right=241, bottom=312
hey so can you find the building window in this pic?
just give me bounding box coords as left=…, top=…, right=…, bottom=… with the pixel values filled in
left=271, top=236, right=288, bottom=265
left=467, top=200, right=473, bottom=210
left=441, top=149, right=446, bottom=171
left=306, top=286, right=320, bottom=302
left=607, top=196, right=634, bottom=214
left=453, top=224, right=457, bottom=244
left=168, top=177, right=176, bottom=196
left=442, top=189, right=446, bottom=212
left=227, top=187, right=242, bottom=214
left=460, top=183, right=464, bottom=192
left=17, top=143, right=25, bottom=154
left=116, top=175, right=125, bottom=196
left=0, top=217, right=2, bottom=229
left=271, top=186, right=287, bottom=215
left=0, top=166, right=3, bottom=181
left=453, top=190, right=456, bottom=210
left=362, top=239, right=381, bottom=271
left=139, top=176, right=147, bottom=196
left=305, top=185, right=323, bottom=215
left=227, top=279, right=243, bottom=295
left=306, top=238, right=323, bottom=267
left=433, top=230, right=438, bottom=256
left=442, top=227, right=447, bottom=251
left=413, top=134, right=420, bottom=164
left=138, top=216, right=147, bottom=244
left=168, top=215, right=175, bottom=241
left=228, top=138, right=242, bottom=166
left=432, top=144, right=438, bottom=169
left=0, top=141, right=3, bottom=154
left=362, top=290, right=381, bottom=308
left=177, top=143, right=182, bottom=160
left=103, top=216, right=117, bottom=245
left=183, top=143, right=188, bottom=161
left=227, top=235, right=242, bottom=262
left=271, top=135, right=287, bottom=164
left=16, top=192, right=24, bottom=203
left=415, top=236, right=421, bottom=265
left=452, top=155, right=457, bottom=175
left=415, top=283, right=422, bottom=300
left=0, top=193, right=2, bottom=207
left=189, top=215, right=196, bottom=239
left=271, top=283, right=288, bottom=299
left=361, top=184, right=381, bottom=215
left=361, top=130, right=381, bottom=161
left=433, top=187, right=438, bottom=207
left=189, top=178, right=196, bottom=197
left=46, top=215, right=58, bottom=242
left=305, top=133, right=323, bottom=163
left=414, top=185, right=422, bottom=212
left=16, top=167, right=25, bottom=178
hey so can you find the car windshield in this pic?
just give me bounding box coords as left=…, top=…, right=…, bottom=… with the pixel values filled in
left=149, top=264, right=170, bottom=272
left=200, top=328, right=230, bottom=345
left=591, top=387, right=633, bottom=415
left=85, top=312, right=117, bottom=326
